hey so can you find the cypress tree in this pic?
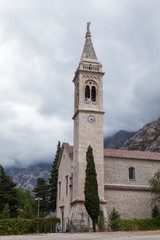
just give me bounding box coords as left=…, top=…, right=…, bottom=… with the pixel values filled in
left=84, top=145, right=100, bottom=232
left=0, top=164, right=17, bottom=218
left=49, top=141, right=61, bottom=212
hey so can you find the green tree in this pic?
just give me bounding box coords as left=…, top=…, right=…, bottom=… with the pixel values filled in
left=17, top=187, right=37, bottom=219
left=33, top=178, right=49, bottom=216
left=109, top=207, right=121, bottom=231
left=49, top=141, right=61, bottom=212
left=0, top=203, right=10, bottom=219
left=84, top=145, right=100, bottom=232
left=0, top=164, right=17, bottom=218
left=149, top=169, right=160, bottom=204
left=152, top=205, right=160, bottom=218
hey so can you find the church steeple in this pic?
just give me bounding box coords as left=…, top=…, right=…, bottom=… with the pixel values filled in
left=80, top=22, right=98, bottom=63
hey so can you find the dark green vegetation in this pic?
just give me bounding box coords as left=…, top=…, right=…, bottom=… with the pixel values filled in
left=109, top=216, right=160, bottom=231
left=0, top=141, right=61, bottom=222
left=0, top=165, right=18, bottom=218
left=33, top=178, right=50, bottom=216
left=49, top=141, right=61, bottom=212
left=149, top=169, right=160, bottom=218
left=84, top=145, right=100, bottom=232
left=0, top=217, right=60, bottom=235
left=149, top=169, right=160, bottom=203
left=17, top=187, right=37, bottom=219
left=109, top=207, right=121, bottom=231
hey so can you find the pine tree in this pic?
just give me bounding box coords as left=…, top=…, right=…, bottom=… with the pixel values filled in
left=84, top=145, right=100, bottom=232
left=33, top=178, right=49, bottom=216
left=0, top=164, right=17, bottom=218
left=0, top=203, right=10, bottom=219
left=17, top=187, right=37, bottom=219
left=49, top=141, right=61, bottom=212
left=109, top=207, right=121, bottom=231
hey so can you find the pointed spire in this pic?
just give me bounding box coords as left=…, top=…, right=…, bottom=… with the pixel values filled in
left=80, top=22, right=98, bottom=62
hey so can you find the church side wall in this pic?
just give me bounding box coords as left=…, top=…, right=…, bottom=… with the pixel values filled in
left=104, top=189, right=152, bottom=219
left=104, top=156, right=160, bottom=219
left=56, top=148, right=73, bottom=231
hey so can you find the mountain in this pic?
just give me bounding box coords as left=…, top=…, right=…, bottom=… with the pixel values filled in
left=6, top=117, right=159, bottom=191
left=6, top=131, right=136, bottom=191
left=104, top=130, right=136, bottom=149
left=121, top=118, right=160, bottom=152
left=6, top=163, right=52, bottom=191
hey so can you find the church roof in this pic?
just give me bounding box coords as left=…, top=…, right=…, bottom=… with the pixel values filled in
left=62, top=143, right=73, bottom=156
left=80, top=22, right=98, bottom=63
left=61, top=143, right=160, bottom=161
left=104, top=148, right=160, bottom=161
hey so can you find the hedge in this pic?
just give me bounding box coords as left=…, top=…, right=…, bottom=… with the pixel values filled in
left=110, top=216, right=160, bottom=231
left=0, top=217, right=60, bottom=236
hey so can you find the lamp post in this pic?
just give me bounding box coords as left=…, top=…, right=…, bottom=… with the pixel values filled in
left=35, top=197, right=43, bottom=218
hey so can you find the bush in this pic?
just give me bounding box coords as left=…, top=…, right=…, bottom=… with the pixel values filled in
left=109, top=216, right=160, bottom=231
left=109, top=208, right=121, bottom=231
left=152, top=205, right=160, bottom=218
left=0, top=217, right=60, bottom=236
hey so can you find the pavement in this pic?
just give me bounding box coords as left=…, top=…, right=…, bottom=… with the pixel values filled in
left=1, top=231, right=160, bottom=240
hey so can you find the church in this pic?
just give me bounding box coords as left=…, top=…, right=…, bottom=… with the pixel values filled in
left=56, top=23, right=160, bottom=232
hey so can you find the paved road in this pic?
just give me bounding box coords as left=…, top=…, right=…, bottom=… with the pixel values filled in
left=1, top=231, right=160, bottom=240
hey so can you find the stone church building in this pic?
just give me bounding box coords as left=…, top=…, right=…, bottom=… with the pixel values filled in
left=56, top=23, right=160, bottom=231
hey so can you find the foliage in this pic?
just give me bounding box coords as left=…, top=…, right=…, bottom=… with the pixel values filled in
left=152, top=205, right=160, bottom=218
left=49, top=141, right=61, bottom=212
left=97, top=210, right=105, bottom=232
left=0, top=217, right=60, bottom=235
left=149, top=169, right=160, bottom=203
left=33, top=178, right=50, bottom=216
left=0, top=164, right=18, bottom=218
left=0, top=203, right=10, bottom=219
left=84, top=145, right=100, bottom=232
left=110, top=217, right=160, bottom=231
left=109, top=207, right=121, bottom=231
left=17, top=187, right=37, bottom=219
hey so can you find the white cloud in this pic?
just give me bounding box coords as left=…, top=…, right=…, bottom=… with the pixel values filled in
left=0, top=0, right=159, bottom=167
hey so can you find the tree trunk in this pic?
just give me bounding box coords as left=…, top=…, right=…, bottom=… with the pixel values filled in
left=92, top=219, right=96, bottom=232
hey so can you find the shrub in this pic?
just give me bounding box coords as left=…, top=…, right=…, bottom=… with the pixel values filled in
left=109, top=216, right=160, bottom=231
left=0, top=217, right=60, bottom=235
left=152, top=205, right=160, bottom=218
left=109, top=208, right=121, bottom=231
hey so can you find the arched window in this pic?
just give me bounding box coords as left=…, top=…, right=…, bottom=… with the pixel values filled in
left=91, top=86, right=96, bottom=101
left=129, top=167, right=135, bottom=180
left=85, top=85, right=90, bottom=101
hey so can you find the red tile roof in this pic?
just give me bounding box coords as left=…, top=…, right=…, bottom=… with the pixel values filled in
left=104, top=148, right=160, bottom=161
left=62, top=143, right=160, bottom=161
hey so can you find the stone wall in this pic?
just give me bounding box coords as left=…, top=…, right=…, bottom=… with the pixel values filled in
left=104, top=156, right=160, bottom=218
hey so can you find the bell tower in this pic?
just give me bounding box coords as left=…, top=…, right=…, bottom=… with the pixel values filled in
left=71, top=23, right=106, bottom=229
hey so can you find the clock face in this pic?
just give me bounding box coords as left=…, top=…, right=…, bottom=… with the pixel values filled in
left=88, top=115, right=95, bottom=123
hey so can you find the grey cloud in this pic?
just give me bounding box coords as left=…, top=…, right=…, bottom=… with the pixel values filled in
left=0, top=0, right=160, bottom=168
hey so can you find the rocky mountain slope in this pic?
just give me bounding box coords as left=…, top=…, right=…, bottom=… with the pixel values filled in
left=121, top=118, right=160, bottom=152
left=6, top=118, right=160, bottom=191
left=6, top=163, right=52, bottom=191
left=104, top=130, right=136, bottom=149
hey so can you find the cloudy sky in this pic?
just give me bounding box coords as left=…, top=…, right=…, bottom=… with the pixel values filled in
left=0, top=0, right=160, bottom=168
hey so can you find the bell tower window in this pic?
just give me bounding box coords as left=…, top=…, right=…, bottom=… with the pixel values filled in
left=85, top=85, right=90, bottom=101
left=91, top=86, right=96, bottom=101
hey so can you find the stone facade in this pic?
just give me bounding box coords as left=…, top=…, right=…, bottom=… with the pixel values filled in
left=104, top=149, right=160, bottom=218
